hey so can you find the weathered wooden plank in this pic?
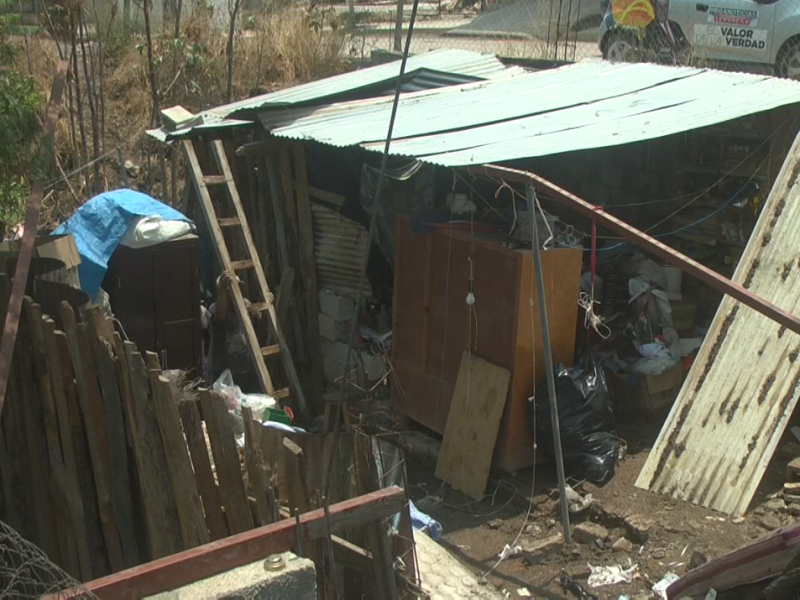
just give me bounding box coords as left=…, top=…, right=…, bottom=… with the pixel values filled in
left=200, top=389, right=253, bottom=534
left=85, top=307, right=139, bottom=569
left=242, top=407, right=270, bottom=527
left=14, top=341, right=52, bottom=555
left=291, top=143, right=324, bottom=409
left=55, top=328, right=108, bottom=578
left=354, top=432, right=398, bottom=600
left=60, top=302, right=124, bottom=572
left=179, top=400, right=228, bottom=542
left=123, top=342, right=182, bottom=560
left=24, top=299, right=71, bottom=572
left=146, top=362, right=210, bottom=549
left=42, top=318, right=94, bottom=581
left=76, top=318, right=125, bottom=572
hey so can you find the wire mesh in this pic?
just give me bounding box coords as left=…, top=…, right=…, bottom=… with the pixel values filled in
left=0, top=519, right=96, bottom=599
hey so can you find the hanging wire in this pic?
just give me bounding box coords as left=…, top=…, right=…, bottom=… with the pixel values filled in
left=321, top=0, right=422, bottom=500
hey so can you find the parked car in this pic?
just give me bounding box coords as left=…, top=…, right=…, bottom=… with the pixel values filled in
left=599, top=0, right=800, bottom=78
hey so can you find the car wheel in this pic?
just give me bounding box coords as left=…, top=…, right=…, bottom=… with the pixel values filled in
left=777, top=38, right=800, bottom=79
left=603, top=30, right=641, bottom=63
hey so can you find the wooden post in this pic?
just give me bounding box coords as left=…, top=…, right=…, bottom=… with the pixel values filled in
left=123, top=342, right=182, bottom=559
left=200, top=389, right=253, bottom=534
left=62, top=302, right=132, bottom=571
left=84, top=307, right=140, bottom=567
left=291, top=143, right=325, bottom=409
left=243, top=407, right=270, bottom=526
left=147, top=366, right=210, bottom=549
left=179, top=400, right=229, bottom=541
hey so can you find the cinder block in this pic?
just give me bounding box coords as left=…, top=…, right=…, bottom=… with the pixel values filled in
left=318, top=312, right=348, bottom=341
left=318, top=290, right=355, bottom=320
left=145, top=552, right=316, bottom=600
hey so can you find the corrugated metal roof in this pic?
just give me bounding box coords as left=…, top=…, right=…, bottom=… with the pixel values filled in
left=636, top=138, right=800, bottom=517
left=263, top=60, right=800, bottom=165
left=206, top=49, right=522, bottom=119
left=148, top=49, right=521, bottom=142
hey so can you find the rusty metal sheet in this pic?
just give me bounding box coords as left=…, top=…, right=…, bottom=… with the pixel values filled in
left=311, top=203, right=372, bottom=297
left=636, top=134, right=800, bottom=516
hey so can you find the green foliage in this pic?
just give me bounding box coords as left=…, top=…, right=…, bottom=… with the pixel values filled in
left=0, top=15, right=44, bottom=225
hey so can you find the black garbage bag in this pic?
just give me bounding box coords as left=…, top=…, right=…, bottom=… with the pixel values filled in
left=527, top=355, right=621, bottom=485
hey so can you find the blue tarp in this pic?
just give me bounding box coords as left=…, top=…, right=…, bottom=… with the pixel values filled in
left=54, top=189, right=192, bottom=300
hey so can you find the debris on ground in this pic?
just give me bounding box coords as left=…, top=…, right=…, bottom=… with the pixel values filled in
left=587, top=563, right=639, bottom=588
left=573, top=522, right=610, bottom=546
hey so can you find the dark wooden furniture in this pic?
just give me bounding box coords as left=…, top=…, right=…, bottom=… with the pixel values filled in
left=392, top=217, right=583, bottom=472
left=104, top=235, right=201, bottom=373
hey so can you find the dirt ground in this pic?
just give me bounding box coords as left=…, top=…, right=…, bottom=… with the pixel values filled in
left=405, top=412, right=799, bottom=599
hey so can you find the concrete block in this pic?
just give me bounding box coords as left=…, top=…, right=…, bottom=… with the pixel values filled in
left=318, top=312, right=349, bottom=341
left=321, top=340, right=387, bottom=386
left=145, top=552, right=316, bottom=600
left=318, top=289, right=355, bottom=320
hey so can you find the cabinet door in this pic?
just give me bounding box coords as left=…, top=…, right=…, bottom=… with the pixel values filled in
left=109, top=249, right=157, bottom=354
left=154, top=241, right=201, bottom=372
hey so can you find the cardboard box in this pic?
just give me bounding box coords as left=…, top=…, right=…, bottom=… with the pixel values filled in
left=607, top=363, right=684, bottom=416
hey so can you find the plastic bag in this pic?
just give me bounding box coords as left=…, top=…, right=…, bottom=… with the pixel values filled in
left=212, top=369, right=242, bottom=412
left=527, top=355, right=622, bottom=484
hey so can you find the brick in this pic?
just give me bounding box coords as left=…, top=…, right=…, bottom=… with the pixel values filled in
left=573, top=522, right=608, bottom=546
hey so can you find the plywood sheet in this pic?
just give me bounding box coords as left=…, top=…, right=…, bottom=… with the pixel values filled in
left=435, top=352, right=511, bottom=499
left=637, top=135, right=800, bottom=516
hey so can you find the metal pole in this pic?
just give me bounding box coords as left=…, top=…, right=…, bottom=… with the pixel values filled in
left=526, top=185, right=571, bottom=545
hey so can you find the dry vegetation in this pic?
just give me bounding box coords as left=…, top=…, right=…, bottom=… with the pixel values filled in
left=13, top=0, right=355, bottom=225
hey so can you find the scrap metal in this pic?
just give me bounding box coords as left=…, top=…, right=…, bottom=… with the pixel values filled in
left=637, top=133, right=800, bottom=515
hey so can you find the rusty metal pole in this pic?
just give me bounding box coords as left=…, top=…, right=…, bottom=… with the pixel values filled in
left=470, top=163, right=800, bottom=336
left=527, top=186, right=571, bottom=545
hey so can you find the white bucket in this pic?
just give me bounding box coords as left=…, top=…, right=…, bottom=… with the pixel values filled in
left=663, top=266, right=683, bottom=295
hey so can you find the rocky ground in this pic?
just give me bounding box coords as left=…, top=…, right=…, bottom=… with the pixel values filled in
left=405, top=414, right=800, bottom=599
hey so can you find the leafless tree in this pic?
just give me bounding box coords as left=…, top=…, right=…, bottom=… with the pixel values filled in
left=143, top=0, right=160, bottom=125
left=226, top=0, right=243, bottom=103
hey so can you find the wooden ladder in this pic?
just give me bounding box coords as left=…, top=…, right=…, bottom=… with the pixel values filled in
left=183, top=139, right=307, bottom=414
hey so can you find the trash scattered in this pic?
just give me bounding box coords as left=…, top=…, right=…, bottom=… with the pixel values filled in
left=560, top=571, right=599, bottom=599
left=587, top=563, right=639, bottom=588
left=652, top=572, right=680, bottom=599
left=516, top=587, right=532, bottom=597
left=564, top=485, right=595, bottom=514
left=498, top=544, right=523, bottom=560
left=705, top=589, right=717, bottom=600
left=409, top=500, right=443, bottom=541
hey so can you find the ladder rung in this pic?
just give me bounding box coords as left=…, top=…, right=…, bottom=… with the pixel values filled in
left=218, top=217, right=241, bottom=228
left=261, top=344, right=281, bottom=357
left=273, top=388, right=290, bottom=400
left=203, top=175, right=229, bottom=185
left=247, top=302, right=269, bottom=314
left=232, top=260, right=255, bottom=271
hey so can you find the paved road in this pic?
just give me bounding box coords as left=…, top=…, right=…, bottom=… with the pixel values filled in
left=359, top=30, right=601, bottom=61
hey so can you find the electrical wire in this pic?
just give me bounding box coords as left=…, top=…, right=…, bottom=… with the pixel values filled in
left=321, top=0, right=421, bottom=501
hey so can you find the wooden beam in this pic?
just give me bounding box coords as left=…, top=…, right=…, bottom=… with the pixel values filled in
left=469, top=163, right=800, bottom=335
left=306, top=186, right=345, bottom=209
left=81, top=487, right=405, bottom=600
